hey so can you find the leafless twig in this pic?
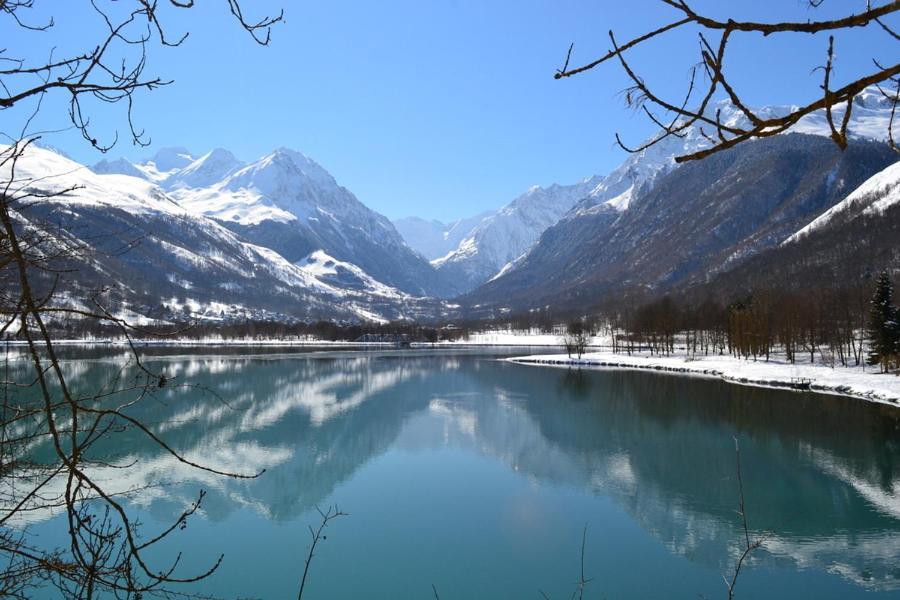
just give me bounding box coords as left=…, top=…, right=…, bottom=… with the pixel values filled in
left=726, top=438, right=766, bottom=600
left=297, top=504, right=347, bottom=600
left=555, top=1, right=900, bottom=161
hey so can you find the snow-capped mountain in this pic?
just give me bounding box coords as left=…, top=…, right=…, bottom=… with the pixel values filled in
left=462, top=134, right=898, bottom=316
left=456, top=87, right=899, bottom=314
left=7, top=144, right=444, bottom=323
left=788, top=87, right=897, bottom=142
left=16, top=85, right=897, bottom=325
left=430, top=176, right=604, bottom=293
left=166, top=148, right=245, bottom=190
left=573, top=88, right=897, bottom=217
left=94, top=147, right=458, bottom=298
left=409, top=90, right=895, bottom=299
left=95, top=146, right=196, bottom=183
left=393, top=213, right=490, bottom=261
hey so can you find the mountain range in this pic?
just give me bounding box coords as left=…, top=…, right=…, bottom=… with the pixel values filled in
left=428, top=176, right=605, bottom=292
left=7, top=145, right=446, bottom=324
left=464, top=134, right=897, bottom=316
left=3, top=87, right=898, bottom=326
left=460, top=89, right=899, bottom=315
left=95, top=147, right=457, bottom=299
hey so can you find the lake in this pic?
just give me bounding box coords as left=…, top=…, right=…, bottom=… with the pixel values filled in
left=13, top=347, right=900, bottom=598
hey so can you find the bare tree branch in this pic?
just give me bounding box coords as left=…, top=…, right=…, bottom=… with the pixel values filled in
left=555, top=0, right=900, bottom=161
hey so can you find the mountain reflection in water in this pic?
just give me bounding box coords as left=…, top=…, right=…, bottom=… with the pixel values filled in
left=10, top=348, right=900, bottom=598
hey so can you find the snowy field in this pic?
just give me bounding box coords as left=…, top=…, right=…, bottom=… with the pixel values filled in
left=508, top=350, right=900, bottom=408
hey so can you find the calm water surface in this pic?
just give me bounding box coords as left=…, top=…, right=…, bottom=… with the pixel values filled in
left=19, top=347, right=900, bottom=598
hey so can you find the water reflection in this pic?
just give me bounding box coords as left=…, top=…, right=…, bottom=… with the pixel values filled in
left=10, top=350, right=900, bottom=592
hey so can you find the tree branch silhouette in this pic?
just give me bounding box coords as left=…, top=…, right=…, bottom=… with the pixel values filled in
left=555, top=1, right=900, bottom=161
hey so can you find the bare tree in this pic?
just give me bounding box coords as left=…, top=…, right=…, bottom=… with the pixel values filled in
left=564, top=320, right=590, bottom=359
left=1, top=2, right=283, bottom=596
left=1, top=0, right=283, bottom=150
left=555, top=1, right=900, bottom=161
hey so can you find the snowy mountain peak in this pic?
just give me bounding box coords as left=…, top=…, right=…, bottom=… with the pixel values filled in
left=228, top=147, right=337, bottom=192
left=430, top=174, right=606, bottom=291
left=5, top=143, right=448, bottom=321
left=168, top=148, right=244, bottom=189
left=576, top=86, right=897, bottom=217
left=199, top=147, right=239, bottom=164
left=393, top=213, right=492, bottom=261
left=852, top=86, right=896, bottom=110
left=92, top=146, right=196, bottom=183
left=92, top=156, right=147, bottom=180
left=149, top=146, right=195, bottom=173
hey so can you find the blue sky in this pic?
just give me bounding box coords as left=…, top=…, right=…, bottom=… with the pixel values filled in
left=4, top=1, right=897, bottom=221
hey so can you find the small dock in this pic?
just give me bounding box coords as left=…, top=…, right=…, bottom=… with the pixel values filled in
left=789, top=377, right=812, bottom=390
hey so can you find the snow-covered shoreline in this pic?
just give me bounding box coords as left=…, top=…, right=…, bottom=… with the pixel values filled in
left=508, top=351, right=900, bottom=408
left=7, top=335, right=898, bottom=408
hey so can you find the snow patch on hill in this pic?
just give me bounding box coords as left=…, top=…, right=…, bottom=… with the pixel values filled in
left=298, top=250, right=409, bottom=300
left=785, top=160, right=900, bottom=243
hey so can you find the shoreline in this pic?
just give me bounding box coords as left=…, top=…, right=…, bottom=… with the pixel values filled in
left=507, top=351, right=900, bottom=408
left=0, top=338, right=572, bottom=348
left=6, top=337, right=897, bottom=408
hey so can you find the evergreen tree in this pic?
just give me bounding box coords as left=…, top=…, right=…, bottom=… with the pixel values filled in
left=866, top=272, right=899, bottom=372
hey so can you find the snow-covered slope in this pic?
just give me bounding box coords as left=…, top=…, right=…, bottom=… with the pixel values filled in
left=789, top=87, right=896, bottom=141
left=5, top=144, right=444, bottom=323
left=166, top=148, right=244, bottom=190
left=460, top=87, right=898, bottom=310
left=93, top=147, right=456, bottom=297
left=785, top=160, right=900, bottom=243
left=299, top=250, right=408, bottom=299
left=95, top=146, right=195, bottom=183
left=432, top=176, right=604, bottom=292
left=463, top=134, right=897, bottom=316
left=431, top=90, right=894, bottom=297
left=393, top=213, right=490, bottom=261
left=710, top=155, right=900, bottom=294
left=575, top=88, right=897, bottom=217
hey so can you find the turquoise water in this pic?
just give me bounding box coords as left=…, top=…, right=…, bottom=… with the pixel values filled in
left=17, top=348, right=900, bottom=598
